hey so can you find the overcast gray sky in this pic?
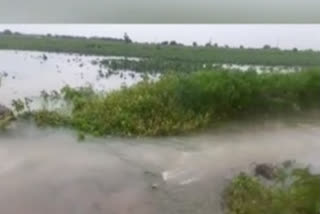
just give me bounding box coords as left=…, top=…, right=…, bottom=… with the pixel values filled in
left=1, top=0, right=320, bottom=23
left=1, top=24, right=320, bottom=50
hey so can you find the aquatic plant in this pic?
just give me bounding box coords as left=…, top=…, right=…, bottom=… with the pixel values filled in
left=25, top=68, right=320, bottom=136
left=100, top=58, right=208, bottom=74
left=11, top=99, right=25, bottom=114
left=31, top=110, right=71, bottom=127
left=223, top=163, right=320, bottom=214
left=0, top=104, right=15, bottom=130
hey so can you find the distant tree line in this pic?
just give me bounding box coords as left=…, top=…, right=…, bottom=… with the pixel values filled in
left=0, top=29, right=309, bottom=54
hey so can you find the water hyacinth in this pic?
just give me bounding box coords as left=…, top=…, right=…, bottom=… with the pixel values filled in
left=21, top=68, right=320, bottom=136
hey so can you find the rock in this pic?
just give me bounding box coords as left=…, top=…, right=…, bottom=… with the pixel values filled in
left=151, top=183, right=159, bottom=190
left=254, top=163, right=275, bottom=180
left=144, top=170, right=158, bottom=177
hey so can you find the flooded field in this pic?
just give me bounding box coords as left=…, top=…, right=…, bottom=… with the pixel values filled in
left=0, top=50, right=300, bottom=107
left=1, top=50, right=320, bottom=214
left=0, top=50, right=148, bottom=107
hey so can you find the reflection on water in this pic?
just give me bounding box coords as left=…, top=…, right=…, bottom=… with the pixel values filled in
left=1, top=113, right=320, bottom=214
left=214, top=63, right=301, bottom=73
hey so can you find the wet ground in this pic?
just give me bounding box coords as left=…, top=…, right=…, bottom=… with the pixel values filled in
left=0, top=50, right=319, bottom=214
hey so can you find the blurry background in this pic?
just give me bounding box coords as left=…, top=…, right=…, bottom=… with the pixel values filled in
left=0, top=24, right=319, bottom=50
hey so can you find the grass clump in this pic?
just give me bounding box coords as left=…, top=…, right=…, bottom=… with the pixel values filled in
left=0, top=114, right=15, bottom=130
left=31, top=110, right=71, bottom=127
left=0, top=105, right=15, bottom=130
left=101, top=58, right=208, bottom=74
left=27, top=68, right=320, bottom=136
left=69, top=76, right=210, bottom=136
left=223, top=164, right=320, bottom=214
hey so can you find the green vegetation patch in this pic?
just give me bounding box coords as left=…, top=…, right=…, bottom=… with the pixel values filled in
left=0, top=114, right=15, bottom=130
left=20, top=68, right=320, bottom=136
left=0, top=105, right=15, bottom=130
left=223, top=163, right=320, bottom=214
left=1, top=33, right=320, bottom=67
left=101, top=58, right=211, bottom=74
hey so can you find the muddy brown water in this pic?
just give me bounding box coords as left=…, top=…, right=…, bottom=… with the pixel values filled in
left=1, top=114, right=320, bottom=214
left=1, top=50, right=320, bottom=214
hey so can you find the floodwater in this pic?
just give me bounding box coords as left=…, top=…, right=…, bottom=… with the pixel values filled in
left=1, top=50, right=320, bottom=214
left=213, top=63, right=301, bottom=73
left=0, top=50, right=147, bottom=107
left=1, top=116, right=320, bottom=214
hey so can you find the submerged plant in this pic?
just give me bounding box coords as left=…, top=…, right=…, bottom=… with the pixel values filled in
left=31, top=110, right=71, bottom=127
left=24, top=68, right=320, bottom=136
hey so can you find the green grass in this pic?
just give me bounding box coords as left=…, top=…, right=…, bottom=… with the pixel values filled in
left=101, top=58, right=215, bottom=74
left=1, top=33, right=320, bottom=67
left=31, top=110, right=71, bottom=127
left=101, top=58, right=301, bottom=74
left=223, top=164, right=320, bottom=214
left=24, top=68, right=320, bottom=136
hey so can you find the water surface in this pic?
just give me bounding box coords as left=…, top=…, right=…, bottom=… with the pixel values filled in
left=0, top=50, right=144, bottom=107
left=1, top=50, right=320, bottom=214
left=1, top=114, right=320, bottom=214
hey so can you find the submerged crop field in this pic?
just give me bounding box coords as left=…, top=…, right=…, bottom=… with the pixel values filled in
left=1, top=32, right=320, bottom=67
left=9, top=67, right=319, bottom=137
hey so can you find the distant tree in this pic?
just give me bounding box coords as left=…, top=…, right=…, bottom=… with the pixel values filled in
left=192, top=41, right=197, bottom=47
left=224, top=45, right=229, bottom=48
left=240, top=45, right=244, bottom=49
left=161, top=41, right=169, bottom=45
left=292, top=47, right=298, bottom=52
left=123, top=33, right=132, bottom=44
left=205, top=41, right=211, bottom=47
left=213, top=43, right=218, bottom=48
left=169, top=40, right=177, bottom=46
left=263, top=44, right=271, bottom=49
left=3, top=29, right=12, bottom=35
